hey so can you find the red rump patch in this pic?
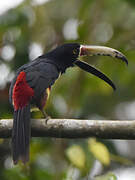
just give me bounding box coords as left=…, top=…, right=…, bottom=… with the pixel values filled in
left=13, top=71, right=34, bottom=110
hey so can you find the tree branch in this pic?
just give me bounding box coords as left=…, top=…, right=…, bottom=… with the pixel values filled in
left=0, top=119, right=135, bottom=139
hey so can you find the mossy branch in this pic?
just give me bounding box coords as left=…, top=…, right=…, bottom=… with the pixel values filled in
left=0, top=119, right=135, bottom=139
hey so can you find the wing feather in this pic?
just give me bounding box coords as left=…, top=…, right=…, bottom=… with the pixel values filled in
left=9, top=59, right=59, bottom=105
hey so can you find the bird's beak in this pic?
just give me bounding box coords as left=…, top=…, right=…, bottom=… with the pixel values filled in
left=79, top=45, right=128, bottom=65
left=74, top=45, right=128, bottom=90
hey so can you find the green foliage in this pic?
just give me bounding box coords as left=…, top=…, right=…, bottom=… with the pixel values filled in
left=66, top=145, right=86, bottom=169
left=95, top=172, right=117, bottom=180
left=88, top=138, right=110, bottom=166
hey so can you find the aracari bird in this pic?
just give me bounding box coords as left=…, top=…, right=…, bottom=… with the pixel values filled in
left=9, top=43, right=128, bottom=164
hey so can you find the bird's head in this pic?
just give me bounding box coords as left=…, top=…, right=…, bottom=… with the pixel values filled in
left=47, top=43, right=128, bottom=90
left=46, top=43, right=80, bottom=67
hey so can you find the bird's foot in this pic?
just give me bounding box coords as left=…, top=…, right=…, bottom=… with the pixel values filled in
left=45, top=116, right=51, bottom=124
left=41, top=110, right=51, bottom=124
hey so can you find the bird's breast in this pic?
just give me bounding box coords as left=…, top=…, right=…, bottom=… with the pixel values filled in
left=39, top=87, right=51, bottom=110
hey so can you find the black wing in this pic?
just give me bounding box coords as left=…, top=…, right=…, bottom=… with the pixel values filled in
left=25, top=62, right=59, bottom=100
left=9, top=58, right=59, bottom=105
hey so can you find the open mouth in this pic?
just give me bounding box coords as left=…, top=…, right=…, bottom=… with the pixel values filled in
left=74, top=45, right=128, bottom=90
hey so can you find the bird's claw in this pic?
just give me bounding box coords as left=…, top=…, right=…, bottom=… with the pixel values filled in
left=45, top=116, right=51, bottom=124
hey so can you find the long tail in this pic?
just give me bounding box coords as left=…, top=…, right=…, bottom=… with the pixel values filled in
left=12, top=104, right=31, bottom=164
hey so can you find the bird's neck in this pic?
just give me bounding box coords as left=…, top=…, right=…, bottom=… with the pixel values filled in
left=44, top=52, right=73, bottom=74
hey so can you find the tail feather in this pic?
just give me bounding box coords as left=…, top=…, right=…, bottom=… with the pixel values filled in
left=12, top=104, right=31, bottom=164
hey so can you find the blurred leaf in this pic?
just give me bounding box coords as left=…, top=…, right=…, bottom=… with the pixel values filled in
left=0, top=138, right=4, bottom=144
left=66, top=145, right=86, bottom=169
left=125, top=0, right=135, bottom=6
left=34, top=169, right=54, bottom=180
left=95, top=172, right=117, bottom=180
left=30, top=139, right=46, bottom=162
left=88, top=138, right=110, bottom=166
left=4, top=167, right=29, bottom=180
left=110, top=153, right=133, bottom=165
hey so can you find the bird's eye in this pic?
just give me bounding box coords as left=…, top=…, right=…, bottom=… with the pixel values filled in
left=73, top=49, right=78, bottom=55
